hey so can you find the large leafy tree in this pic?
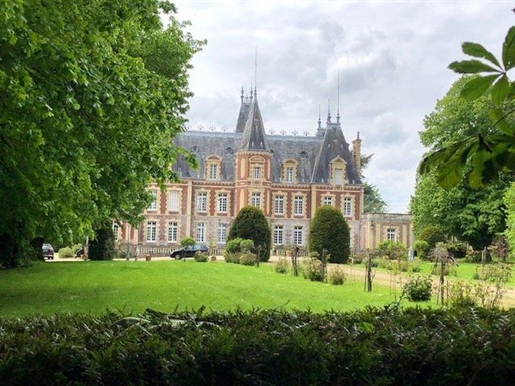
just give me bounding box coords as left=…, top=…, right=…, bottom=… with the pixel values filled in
left=228, top=206, right=272, bottom=262
left=309, top=205, right=350, bottom=264
left=411, top=77, right=508, bottom=249
left=420, top=27, right=515, bottom=189
left=0, top=0, right=203, bottom=266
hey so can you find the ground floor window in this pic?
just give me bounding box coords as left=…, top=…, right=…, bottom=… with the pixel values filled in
left=196, top=222, right=206, bottom=243
left=293, top=226, right=303, bottom=246
left=146, top=221, right=157, bottom=242
left=273, top=225, right=284, bottom=245
left=218, top=223, right=227, bottom=244
left=167, top=221, right=178, bottom=243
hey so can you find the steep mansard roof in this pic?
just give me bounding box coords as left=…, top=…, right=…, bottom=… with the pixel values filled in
left=172, top=92, right=361, bottom=185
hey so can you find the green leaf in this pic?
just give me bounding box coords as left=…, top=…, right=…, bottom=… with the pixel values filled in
left=448, top=60, right=500, bottom=74
left=502, top=26, right=515, bottom=71
left=491, top=75, right=512, bottom=106
left=460, top=74, right=499, bottom=101
left=462, top=42, right=501, bottom=68
left=488, top=107, right=515, bottom=136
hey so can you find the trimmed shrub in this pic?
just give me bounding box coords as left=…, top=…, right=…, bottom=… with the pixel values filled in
left=329, top=265, right=346, bottom=285
left=402, top=275, right=433, bottom=301
left=301, top=257, right=323, bottom=281
left=309, top=205, right=350, bottom=264
left=194, top=251, right=209, bottom=262
left=228, top=207, right=271, bottom=262
left=274, top=258, right=289, bottom=274
left=239, top=252, right=257, bottom=266
left=417, top=226, right=446, bottom=249
left=375, top=240, right=407, bottom=260
left=58, top=247, right=74, bottom=258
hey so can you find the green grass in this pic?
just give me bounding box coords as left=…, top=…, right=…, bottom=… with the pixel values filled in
left=0, top=260, right=403, bottom=318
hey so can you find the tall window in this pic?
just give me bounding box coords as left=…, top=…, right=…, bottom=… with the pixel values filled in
left=334, top=169, right=343, bottom=185
left=167, top=221, right=178, bottom=243
left=273, top=225, right=284, bottom=245
left=197, top=192, right=207, bottom=212
left=146, top=221, right=157, bottom=242
left=209, top=164, right=218, bottom=180
left=217, top=193, right=228, bottom=213
left=293, top=226, right=303, bottom=246
left=148, top=190, right=158, bottom=210
left=274, top=195, right=284, bottom=215
left=196, top=223, right=206, bottom=243
left=387, top=228, right=396, bottom=241
left=294, top=195, right=304, bottom=215
left=113, top=223, right=119, bottom=242
left=253, top=166, right=262, bottom=179
left=169, top=190, right=179, bottom=212
left=343, top=197, right=352, bottom=217
left=251, top=192, right=261, bottom=208
left=285, top=167, right=294, bottom=183
left=217, top=223, right=227, bottom=244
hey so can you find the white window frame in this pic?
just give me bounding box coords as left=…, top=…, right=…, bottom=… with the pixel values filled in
left=334, top=169, right=343, bottom=185
left=343, top=197, right=352, bottom=217
left=273, top=225, right=284, bottom=245
left=293, top=226, right=303, bottom=246
left=196, top=222, right=206, bottom=243
left=169, top=190, right=179, bottom=212
left=146, top=221, right=157, bottom=242
left=209, top=164, right=218, bottom=180
left=167, top=221, right=178, bottom=243
left=387, top=228, right=397, bottom=241
left=217, top=193, right=228, bottom=213
left=294, top=195, right=304, bottom=216
left=148, top=189, right=158, bottom=210
left=274, top=195, right=284, bottom=215
left=197, top=192, right=207, bottom=212
left=217, top=223, right=227, bottom=244
left=285, top=167, right=294, bottom=183
left=251, top=192, right=261, bottom=208
left=253, top=166, right=262, bottom=179
left=113, top=223, right=120, bottom=242
left=323, top=196, right=333, bottom=206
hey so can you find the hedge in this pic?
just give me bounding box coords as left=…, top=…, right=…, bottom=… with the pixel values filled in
left=1, top=307, right=515, bottom=385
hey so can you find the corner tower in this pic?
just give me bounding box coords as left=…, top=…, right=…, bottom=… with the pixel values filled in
left=234, top=89, right=272, bottom=216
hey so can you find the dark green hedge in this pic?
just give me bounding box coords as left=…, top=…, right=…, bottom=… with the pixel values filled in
left=1, top=306, right=515, bottom=385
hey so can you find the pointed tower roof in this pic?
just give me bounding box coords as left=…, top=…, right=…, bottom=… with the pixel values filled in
left=240, top=96, right=269, bottom=151
left=311, top=124, right=361, bottom=184
left=236, top=87, right=252, bottom=133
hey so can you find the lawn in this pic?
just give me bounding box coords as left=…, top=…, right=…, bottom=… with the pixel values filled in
left=0, top=260, right=404, bottom=318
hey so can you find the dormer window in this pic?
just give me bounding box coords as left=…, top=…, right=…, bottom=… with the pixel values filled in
left=205, top=155, right=222, bottom=180
left=253, top=166, right=262, bottom=179
left=282, top=159, right=298, bottom=183
left=330, top=157, right=347, bottom=186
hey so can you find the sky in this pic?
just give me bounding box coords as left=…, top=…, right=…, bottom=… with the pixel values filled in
left=171, top=0, right=515, bottom=213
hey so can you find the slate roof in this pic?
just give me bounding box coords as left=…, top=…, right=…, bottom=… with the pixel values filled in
left=172, top=92, right=361, bottom=185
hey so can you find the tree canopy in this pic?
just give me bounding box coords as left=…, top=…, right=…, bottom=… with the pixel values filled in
left=411, top=77, right=508, bottom=249
left=0, top=0, right=204, bottom=266
left=419, top=26, right=515, bottom=189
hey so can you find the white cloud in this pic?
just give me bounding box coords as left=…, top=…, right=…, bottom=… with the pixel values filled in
left=173, top=0, right=515, bottom=213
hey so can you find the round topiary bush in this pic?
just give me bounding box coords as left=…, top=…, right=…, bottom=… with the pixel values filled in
left=228, top=207, right=271, bottom=262
left=309, top=205, right=350, bottom=264
left=402, top=275, right=433, bottom=301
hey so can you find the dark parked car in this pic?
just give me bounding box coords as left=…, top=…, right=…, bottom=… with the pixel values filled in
left=75, top=248, right=85, bottom=258
left=42, top=244, right=54, bottom=260
left=170, top=243, right=209, bottom=259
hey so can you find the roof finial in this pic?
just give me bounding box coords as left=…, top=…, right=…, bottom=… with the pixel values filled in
left=254, top=47, right=258, bottom=98
left=318, top=104, right=321, bottom=129
left=336, top=71, right=341, bottom=124
left=327, top=99, right=331, bottom=123
left=250, top=78, right=253, bottom=103
left=241, top=86, right=244, bottom=102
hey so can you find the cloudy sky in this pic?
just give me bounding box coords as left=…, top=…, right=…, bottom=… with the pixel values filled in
left=171, top=0, right=514, bottom=213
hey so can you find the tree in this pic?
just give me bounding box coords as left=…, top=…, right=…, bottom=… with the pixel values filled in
left=411, top=77, right=509, bottom=249
left=309, top=205, right=350, bottom=264
left=228, top=206, right=271, bottom=262
left=88, top=223, right=115, bottom=261
left=417, top=226, right=446, bottom=250
left=363, top=183, right=388, bottom=213
left=420, top=26, right=515, bottom=189
left=0, top=0, right=204, bottom=266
